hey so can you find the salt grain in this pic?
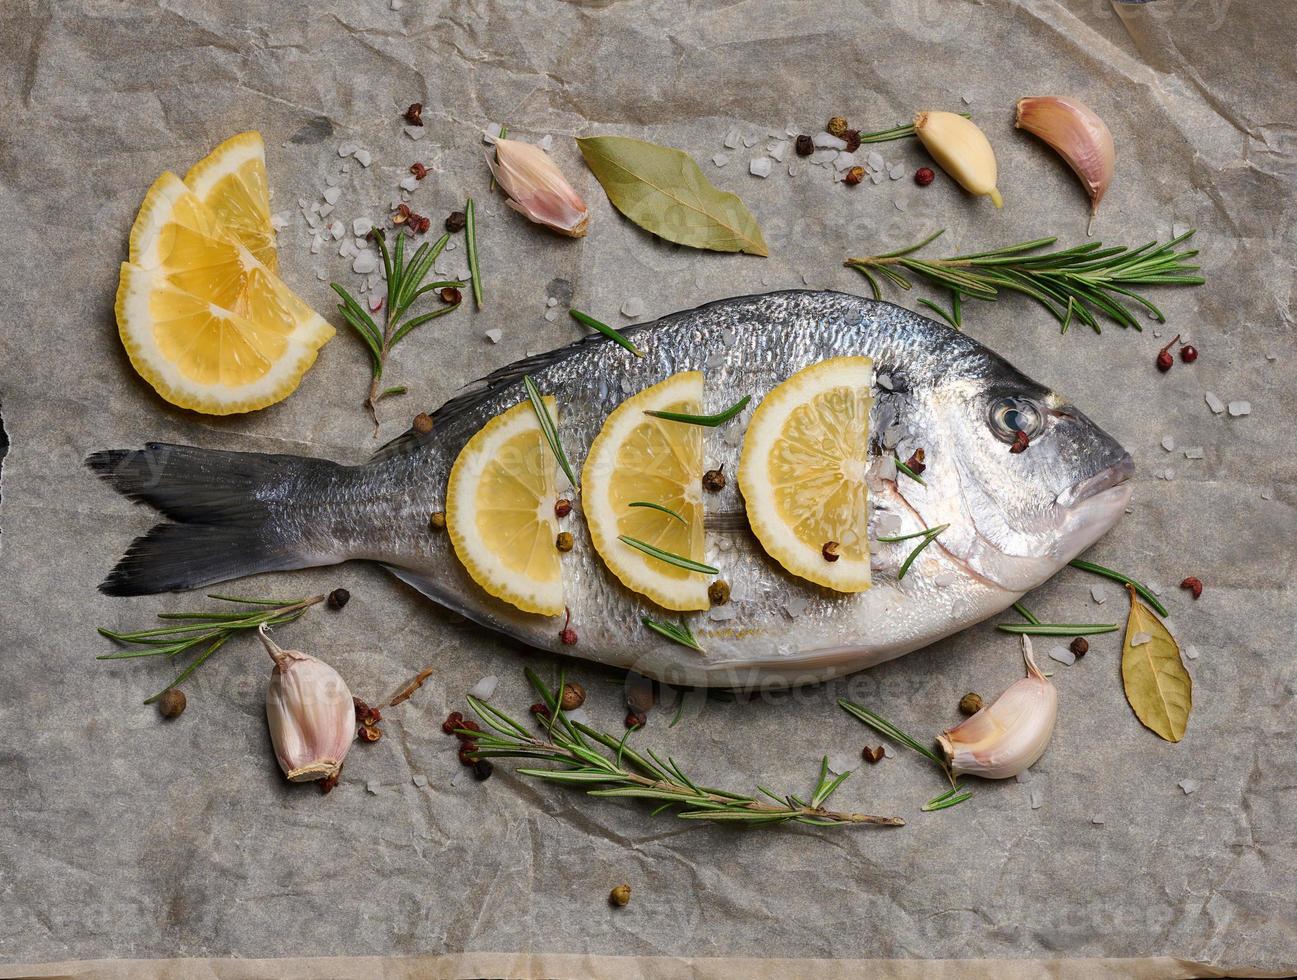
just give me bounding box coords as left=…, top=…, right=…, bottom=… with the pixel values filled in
left=398, top=175, right=419, bottom=192
left=782, top=595, right=809, bottom=619
left=1178, top=779, right=1199, bottom=795
left=468, top=675, right=499, bottom=699
left=1090, top=584, right=1107, bottom=604
left=1204, top=391, right=1225, bottom=414
left=882, top=745, right=895, bottom=759
left=769, top=141, right=789, bottom=163
left=749, top=157, right=773, bottom=178
left=484, top=328, right=503, bottom=344
left=353, top=149, right=372, bottom=168
left=323, top=186, right=342, bottom=205
left=894, top=199, right=908, bottom=211
left=352, top=217, right=373, bottom=237
left=813, top=132, right=848, bottom=151
left=834, top=152, right=857, bottom=172
left=1227, top=400, right=1251, bottom=417
left=742, top=133, right=759, bottom=148
left=337, top=142, right=358, bottom=157
left=309, top=235, right=322, bottom=255
left=1185, top=645, right=1200, bottom=660
left=712, top=153, right=729, bottom=167
left=1164, top=467, right=1176, bottom=481
left=1091, top=815, right=1105, bottom=826
left=1030, top=789, right=1043, bottom=809
left=1049, top=645, right=1077, bottom=666
left=544, top=309, right=558, bottom=322
left=1130, top=631, right=1152, bottom=647
left=391, top=0, right=403, bottom=8
left=352, top=252, right=378, bottom=275
left=888, top=163, right=905, bottom=180
left=546, top=296, right=558, bottom=308
left=934, top=572, right=958, bottom=588
left=876, top=373, right=893, bottom=391
left=1261, top=487, right=1273, bottom=500
left=867, top=151, right=885, bottom=171
left=318, top=203, right=334, bottom=217
left=327, top=220, right=344, bottom=240
left=1183, top=446, right=1204, bottom=459
left=723, top=129, right=741, bottom=149
left=366, top=780, right=380, bottom=795
left=403, top=125, right=425, bottom=141
left=1161, top=436, right=1175, bottom=452
left=621, top=297, right=645, bottom=318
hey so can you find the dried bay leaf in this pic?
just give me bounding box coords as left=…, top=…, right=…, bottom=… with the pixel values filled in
left=1121, top=584, right=1192, bottom=742
left=577, top=136, right=768, bottom=256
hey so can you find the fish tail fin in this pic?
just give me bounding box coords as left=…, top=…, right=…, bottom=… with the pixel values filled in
left=86, top=443, right=348, bottom=596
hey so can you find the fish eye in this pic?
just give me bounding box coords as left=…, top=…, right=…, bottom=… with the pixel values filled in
left=988, top=396, right=1045, bottom=443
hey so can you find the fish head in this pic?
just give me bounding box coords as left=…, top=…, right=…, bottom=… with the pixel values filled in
left=885, top=347, right=1133, bottom=593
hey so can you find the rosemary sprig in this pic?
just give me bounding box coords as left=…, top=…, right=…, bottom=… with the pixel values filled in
left=570, top=309, right=644, bottom=357
left=845, top=229, right=1205, bottom=333
left=619, top=535, right=718, bottom=575
left=1012, top=601, right=1041, bottom=625
left=628, top=501, right=689, bottom=525
left=894, top=457, right=926, bottom=485
left=838, top=699, right=969, bottom=808
left=852, top=113, right=970, bottom=145
left=876, top=522, right=949, bottom=579
left=98, top=594, right=325, bottom=704
left=523, top=374, right=579, bottom=492
left=332, top=229, right=461, bottom=431
left=465, top=197, right=482, bottom=308
left=1068, top=558, right=1168, bottom=616
left=645, top=395, right=751, bottom=427
left=642, top=616, right=704, bottom=653
left=997, top=622, right=1118, bottom=636
left=461, top=672, right=902, bottom=827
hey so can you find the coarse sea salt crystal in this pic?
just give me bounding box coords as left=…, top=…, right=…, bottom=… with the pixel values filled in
left=468, top=675, right=498, bottom=699
left=1030, top=789, right=1043, bottom=809
left=338, top=142, right=358, bottom=157
left=723, top=128, right=741, bottom=149
left=813, top=131, right=848, bottom=151
left=544, top=309, right=558, bottom=322
left=1161, top=436, right=1175, bottom=452
left=1204, top=391, right=1225, bottom=414
left=315, top=270, right=328, bottom=281
left=1130, top=631, right=1152, bottom=647
left=1178, top=779, right=1199, bottom=795
left=546, top=296, right=558, bottom=308
left=877, top=456, right=897, bottom=481
left=894, top=199, right=908, bottom=212
left=769, top=141, right=789, bottom=163
left=1183, top=446, right=1204, bottom=459
left=742, top=133, right=759, bottom=148
left=1091, top=815, right=1105, bottom=826
left=539, top=134, right=554, bottom=152
left=398, top=175, right=420, bottom=192
left=749, top=157, right=773, bottom=178
left=412, top=774, right=427, bottom=787
left=621, top=297, right=645, bottom=318
left=1228, top=400, right=1251, bottom=417
left=1164, top=467, right=1176, bottom=481
left=882, top=745, right=895, bottom=759
left=323, top=186, right=342, bottom=205
left=1090, top=584, right=1107, bottom=604
left=352, top=217, right=373, bottom=237
left=353, top=149, right=372, bottom=168
left=1185, top=645, right=1200, bottom=660
left=709, top=605, right=737, bottom=622
left=1049, top=645, right=1076, bottom=666
left=712, top=153, right=729, bottom=167
left=318, top=203, right=334, bottom=217
left=353, top=252, right=378, bottom=275
left=888, top=163, right=906, bottom=180
left=870, top=171, right=885, bottom=185
left=391, top=0, right=403, bottom=8
left=828, top=754, right=856, bottom=775
left=309, top=235, right=322, bottom=255
left=404, top=125, right=425, bottom=141
left=483, top=122, right=503, bottom=142
left=867, top=150, right=885, bottom=172
left=934, top=571, right=958, bottom=588
left=834, top=151, right=857, bottom=172
left=783, top=595, right=809, bottom=619
left=876, top=372, right=893, bottom=390
left=366, top=780, right=380, bottom=795
left=484, top=328, right=503, bottom=344
left=1261, top=487, right=1273, bottom=500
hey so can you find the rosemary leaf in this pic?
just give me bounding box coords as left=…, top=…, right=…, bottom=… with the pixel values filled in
left=894, top=457, right=926, bottom=485
left=571, top=309, right=643, bottom=357
left=896, top=523, right=949, bottom=579
left=465, top=197, right=482, bottom=308
left=922, top=786, right=973, bottom=811
left=996, top=622, right=1119, bottom=636
left=1012, top=601, right=1041, bottom=625
left=627, top=501, right=689, bottom=525
left=522, top=375, right=579, bottom=492
left=1068, top=558, right=1168, bottom=616
left=618, top=535, right=718, bottom=575
left=642, top=616, right=704, bottom=653
left=644, top=395, right=751, bottom=427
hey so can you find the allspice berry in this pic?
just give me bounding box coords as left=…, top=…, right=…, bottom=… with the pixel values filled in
left=430, top=511, right=447, bottom=530
left=413, top=412, right=434, bottom=434
left=827, top=116, right=849, bottom=138
left=560, top=682, right=586, bottom=711
left=822, top=541, right=841, bottom=562
left=610, top=884, right=632, bottom=907
left=157, top=688, right=187, bottom=720
left=958, top=692, right=984, bottom=716
left=708, top=580, right=731, bottom=606
left=702, top=467, right=726, bottom=493
left=844, top=166, right=865, bottom=186
left=1069, top=637, right=1089, bottom=658
left=555, top=531, right=574, bottom=552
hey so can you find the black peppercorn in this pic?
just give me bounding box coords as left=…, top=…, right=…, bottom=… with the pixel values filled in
left=795, top=134, right=814, bottom=157
left=473, top=759, right=494, bottom=780
left=445, top=210, right=467, bottom=233
left=1069, top=637, right=1089, bottom=657
left=327, top=587, right=350, bottom=610
left=702, top=467, right=726, bottom=493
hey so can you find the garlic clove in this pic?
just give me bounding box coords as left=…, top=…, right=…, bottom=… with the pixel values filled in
left=488, top=137, right=590, bottom=237
left=1015, top=97, right=1114, bottom=226
left=937, top=636, right=1057, bottom=779
left=914, top=111, right=1002, bottom=208
left=260, top=625, right=355, bottom=783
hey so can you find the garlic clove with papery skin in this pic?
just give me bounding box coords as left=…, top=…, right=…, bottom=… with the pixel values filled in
left=488, top=137, right=590, bottom=237
left=913, top=111, right=1002, bottom=208
left=260, top=625, right=355, bottom=783
left=938, top=636, right=1057, bottom=779
left=1015, top=97, right=1115, bottom=229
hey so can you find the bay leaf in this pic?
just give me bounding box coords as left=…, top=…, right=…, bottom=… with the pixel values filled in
left=577, top=136, right=769, bottom=257
left=1120, top=583, right=1192, bottom=742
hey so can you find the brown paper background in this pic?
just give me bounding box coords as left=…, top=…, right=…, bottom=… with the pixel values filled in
left=1, top=1, right=1293, bottom=977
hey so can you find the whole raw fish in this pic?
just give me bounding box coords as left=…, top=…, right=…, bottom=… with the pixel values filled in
left=89, top=291, right=1133, bottom=687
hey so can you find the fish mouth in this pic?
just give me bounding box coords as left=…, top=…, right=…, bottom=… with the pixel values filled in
left=1055, top=453, right=1135, bottom=509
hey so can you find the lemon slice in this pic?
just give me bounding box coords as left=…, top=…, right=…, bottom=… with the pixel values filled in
left=184, top=132, right=278, bottom=271
left=739, top=357, right=874, bottom=592
left=446, top=398, right=564, bottom=616
left=583, top=371, right=709, bottom=612
left=128, top=172, right=328, bottom=338
left=115, top=263, right=332, bottom=414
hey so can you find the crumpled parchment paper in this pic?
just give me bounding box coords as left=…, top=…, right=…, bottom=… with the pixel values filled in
left=0, top=1, right=1293, bottom=976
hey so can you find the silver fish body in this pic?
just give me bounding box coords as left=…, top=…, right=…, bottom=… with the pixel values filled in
left=90, top=291, right=1133, bottom=687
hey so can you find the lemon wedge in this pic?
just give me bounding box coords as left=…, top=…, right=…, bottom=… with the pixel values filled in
left=582, top=371, right=709, bottom=612
left=118, top=171, right=333, bottom=413
left=446, top=398, right=564, bottom=617
left=738, top=357, right=874, bottom=592
left=115, top=263, right=331, bottom=415
left=184, top=131, right=278, bottom=271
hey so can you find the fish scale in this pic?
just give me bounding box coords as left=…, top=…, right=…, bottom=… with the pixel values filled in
left=88, top=291, right=1133, bottom=688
